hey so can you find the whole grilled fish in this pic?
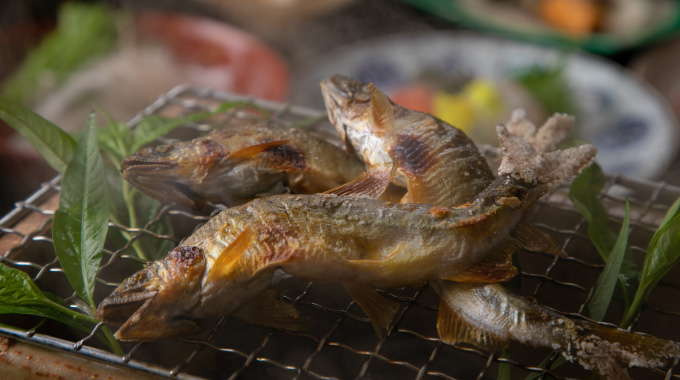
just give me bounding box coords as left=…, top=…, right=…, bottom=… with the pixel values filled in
left=321, top=76, right=679, bottom=377
left=321, top=74, right=495, bottom=207
left=121, top=121, right=365, bottom=208
left=98, top=120, right=595, bottom=341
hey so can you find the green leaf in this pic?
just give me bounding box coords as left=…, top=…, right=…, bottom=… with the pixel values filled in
left=585, top=200, right=630, bottom=321
left=569, top=164, right=638, bottom=309
left=52, top=113, right=110, bottom=308
left=622, top=196, right=680, bottom=327
left=0, top=96, right=76, bottom=173
left=569, top=164, right=616, bottom=259
left=0, top=263, right=121, bottom=353
left=0, top=263, right=93, bottom=330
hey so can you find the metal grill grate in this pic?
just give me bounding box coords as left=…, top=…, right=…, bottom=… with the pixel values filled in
left=1, top=86, right=680, bottom=380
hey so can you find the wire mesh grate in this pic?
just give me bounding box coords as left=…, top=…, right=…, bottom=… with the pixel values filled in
left=1, top=85, right=680, bottom=379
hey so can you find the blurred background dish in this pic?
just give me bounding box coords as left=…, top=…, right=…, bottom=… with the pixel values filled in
left=401, top=0, right=680, bottom=55
left=291, top=31, right=680, bottom=180
left=0, top=4, right=289, bottom=214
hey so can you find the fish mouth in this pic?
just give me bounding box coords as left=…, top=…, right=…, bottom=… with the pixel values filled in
left=97, top=290, right=158, bottom=326
left=120, top=158, right=178, bottom=173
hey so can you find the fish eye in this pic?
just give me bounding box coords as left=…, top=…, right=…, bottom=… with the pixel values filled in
left=154, top=144, right=171, bottom=153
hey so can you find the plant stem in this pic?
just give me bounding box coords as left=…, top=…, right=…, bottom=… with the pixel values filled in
left=101, top=324, right=123, bottom=355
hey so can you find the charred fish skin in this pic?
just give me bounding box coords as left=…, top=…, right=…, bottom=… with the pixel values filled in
left=321, top=74, right=495, bottom=207
left=121, top=121, right=365, bottom=208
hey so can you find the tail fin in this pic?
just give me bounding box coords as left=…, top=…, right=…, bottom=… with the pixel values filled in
left=497, top=111, right=597, bottom=192
left=434, top=281, right=680, bottom=378
left=571, top=322, right=680, bottom=378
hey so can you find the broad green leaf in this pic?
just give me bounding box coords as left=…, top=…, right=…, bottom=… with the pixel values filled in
left=0, top=263, right=93, bottom=330
left=622, top=196, right=680, bottom=327
left=585, top=200, right=630, bottom=321
left=0, top=96, right=76, bottom=173
left=52, top=113, right=109, bottom=307
left=0, top=263, right=120, bottom=352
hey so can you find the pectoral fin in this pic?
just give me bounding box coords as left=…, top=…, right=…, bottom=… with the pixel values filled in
left=344, top=283, right=400, bottom=338
left=442, top=239, right=519, bottom=283
left=323, top=161, right=397, bottom=199
left=436, top=290, right=506, bottom=351
left=233, top=289, right=311, bottom=331
left=513, top=217, right=564, bottom=256
left=208, top=225, right=255, bottom=281
left=228, top=140, right=290, bottom=159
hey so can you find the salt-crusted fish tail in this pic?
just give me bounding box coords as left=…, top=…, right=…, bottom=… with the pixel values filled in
left=434, top=281, right=680, bottom=379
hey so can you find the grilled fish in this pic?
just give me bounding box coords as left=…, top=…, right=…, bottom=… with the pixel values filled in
left=322, top=76, right=679, bottom=377
left=121, top=121, right=365, bottom=208
left=98, top=120, right=595, bottom=341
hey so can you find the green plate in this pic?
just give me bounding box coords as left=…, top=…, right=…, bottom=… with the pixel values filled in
left=403, top=0, right=680, bottom=55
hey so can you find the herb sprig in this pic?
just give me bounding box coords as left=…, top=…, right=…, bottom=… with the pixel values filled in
left=0, top=95, right=238, bottom=352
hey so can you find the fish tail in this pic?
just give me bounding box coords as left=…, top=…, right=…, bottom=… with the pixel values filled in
left=433, top=281, right=679, bottom=378
left=564, top=321, right=680, bottom=378
left=496, top=113, right=597, bottom=193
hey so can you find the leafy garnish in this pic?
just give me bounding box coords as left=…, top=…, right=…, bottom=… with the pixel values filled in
left=585, top=200, right=630, bottom=321
left=0, top=263, right=121, bottom=353
left=568, top=163, right=638, bottom=308
left=0, top=96, right=76, bottom=173
left=52, top=113, right=109, bottom=308
left=621, top=196, right=680, bottom=327
left=2, top=3, right=118, bottom=105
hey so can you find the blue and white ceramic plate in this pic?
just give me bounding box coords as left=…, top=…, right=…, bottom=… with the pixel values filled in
left=291, top=32, right=679, bottom=180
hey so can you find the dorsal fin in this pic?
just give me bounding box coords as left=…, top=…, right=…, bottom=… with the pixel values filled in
left=344, top=283, right=400, bottom=338
left=369, top=84, right=395, bottom=136
left=208, top=225, right=255, bottom=281
left=323, top=161, right=396, bottom=199
left=232, top=289, right=311, bottom=331
left=228, top=140, right=290, bottom=159
left=441, top=239, right=519, bottom=283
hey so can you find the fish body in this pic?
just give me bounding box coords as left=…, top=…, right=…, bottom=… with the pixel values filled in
left=121, top=121, right=365, bottom=208
left=99, top=168, right=544, bottom=341
left=321, top=74, right=494, bottom=207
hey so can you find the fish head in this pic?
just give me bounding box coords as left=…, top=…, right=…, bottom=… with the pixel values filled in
left=120, top=138, right=234, bottom=209
left=320, top=74, right=392, bottom=165
left=97, top=246, right=208, bottom=341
